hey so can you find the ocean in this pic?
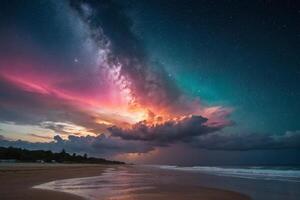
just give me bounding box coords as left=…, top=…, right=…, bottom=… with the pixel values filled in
left=158, top=165, right=300, bottom=182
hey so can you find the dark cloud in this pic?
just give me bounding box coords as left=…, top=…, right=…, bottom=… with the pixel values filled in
left=193, top=130, right=300, bottom=150
left=109, top=115, right=220, bottom=145
left=109, top=109, right=300, bottom=150
left=0, top=134, right=154, bottom=157
left=2, top=130, right=299, bottom=160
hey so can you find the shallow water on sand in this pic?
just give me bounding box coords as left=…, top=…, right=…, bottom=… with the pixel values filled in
left=35, top=167, right=157, bottom=200
left=34, top=165, right=300, bottom=200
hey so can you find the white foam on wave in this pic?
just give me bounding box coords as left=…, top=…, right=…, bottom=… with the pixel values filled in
left=157, top=165, right=300, bottom=182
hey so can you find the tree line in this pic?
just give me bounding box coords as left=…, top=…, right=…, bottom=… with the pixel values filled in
left=0, top=146, right=124, bottom=164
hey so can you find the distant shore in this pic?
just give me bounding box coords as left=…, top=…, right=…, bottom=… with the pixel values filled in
left=0, top=163, right=250, bottom=200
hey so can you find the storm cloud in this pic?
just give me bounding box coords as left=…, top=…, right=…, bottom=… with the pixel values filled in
left=0, top=134, right=154, bottom=157
left=109, top=115, right=220, bottom=144
left=1, top=130, right=299, bottom=159
left=193, top=130, right=300, bottom=150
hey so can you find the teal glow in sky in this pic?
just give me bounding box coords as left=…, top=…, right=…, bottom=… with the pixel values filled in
left=0, top=0, right=299, bottom=165
left=125, top=0, right=299, bottom=134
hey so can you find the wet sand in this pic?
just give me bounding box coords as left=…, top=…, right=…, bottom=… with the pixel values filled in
left=0, top=164, right=112, bottom=200
left=0, top=164, right=250, bottom=200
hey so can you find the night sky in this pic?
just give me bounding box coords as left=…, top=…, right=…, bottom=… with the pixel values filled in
left=0, top=0, right=299, bottom=165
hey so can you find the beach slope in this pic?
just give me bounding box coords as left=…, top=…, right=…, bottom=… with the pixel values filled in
left=0, top=164, right=250, bottom=200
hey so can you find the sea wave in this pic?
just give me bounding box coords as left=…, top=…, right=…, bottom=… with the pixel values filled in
left=157, top=165, right=300, bottom=182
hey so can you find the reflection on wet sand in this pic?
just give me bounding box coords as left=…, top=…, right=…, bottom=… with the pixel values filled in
left=34, top=165, right=250, bottom=200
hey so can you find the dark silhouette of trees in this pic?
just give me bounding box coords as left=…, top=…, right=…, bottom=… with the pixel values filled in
left=0, top=146, right=124, bottom=164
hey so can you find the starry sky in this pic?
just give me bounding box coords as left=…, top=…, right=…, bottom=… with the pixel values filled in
left=0, top=0, right=299, bottom=165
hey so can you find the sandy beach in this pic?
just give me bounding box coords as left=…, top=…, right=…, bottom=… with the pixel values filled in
left=0, top=163, right=251, bottom=200
left=0, top=163, right=112, bottom=200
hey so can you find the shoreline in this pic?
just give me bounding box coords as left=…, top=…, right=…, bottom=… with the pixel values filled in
left=0, top=163, right=250, bottom=200
left=0, top=163, right=116, bottom=200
